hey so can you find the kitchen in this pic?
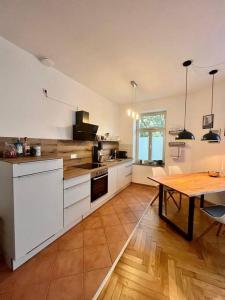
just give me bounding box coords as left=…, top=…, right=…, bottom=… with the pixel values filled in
left=0, top=1, right=225, bottom=299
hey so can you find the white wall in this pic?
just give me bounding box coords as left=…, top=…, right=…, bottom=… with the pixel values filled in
left=0, top=37, right=119, bottom=139
left=119, top=80, right=225, bottom=203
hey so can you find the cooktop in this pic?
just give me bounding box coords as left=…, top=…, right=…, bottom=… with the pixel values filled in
left=77, top=163, right=106, bottom=169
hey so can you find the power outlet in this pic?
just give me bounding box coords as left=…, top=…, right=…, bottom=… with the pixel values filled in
left=70, top=153, right=78, bottom=159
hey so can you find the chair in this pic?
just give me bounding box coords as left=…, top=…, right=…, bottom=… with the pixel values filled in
left=198, top=205, right=225, bottom=238
left=168, top=165, right=183, bottom=208
left=168, top=165, right=183, bottom=176
left=149, top=167, right=180, bottom=214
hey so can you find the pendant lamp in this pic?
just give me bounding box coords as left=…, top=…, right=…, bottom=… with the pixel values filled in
left=202, top=69, right=220, bottom=142
left=176, top=60, right=195, bottom=140
left=127, top=81, right=139, bottom=119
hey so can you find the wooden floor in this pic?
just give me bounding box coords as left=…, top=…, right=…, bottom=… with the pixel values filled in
left=0, top=183, right=154, bottom=300
left=97, top=193, right=225, bottom=299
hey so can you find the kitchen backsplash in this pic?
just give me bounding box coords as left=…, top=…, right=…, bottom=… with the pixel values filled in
left=0, top=137, right=119, bottom=168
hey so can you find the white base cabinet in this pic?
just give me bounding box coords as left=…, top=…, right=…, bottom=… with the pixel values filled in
left=0, top=158, right=132, bottom=270
left=14, top=168, right=63, bottom=260
left=108, top=166, right=118, bottom=197
left=90, top=161, right=133, bottom=212
left=117, top=161, right=132, bottom=190
left=63, top=174, right=90, bottom=229
left=0, top=159, right=63, bottom=270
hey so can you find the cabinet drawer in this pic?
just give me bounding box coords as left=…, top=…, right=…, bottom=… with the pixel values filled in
left=64, top=180, right=90, bottom=208
left=64, top=174, right=90, bottom=189
left=64, top=196, right=90, bottom=227
left=13, top=159, right=63, bottom=177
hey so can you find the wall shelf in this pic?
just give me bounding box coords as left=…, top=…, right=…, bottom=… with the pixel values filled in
left=168, top=142, right=185, bottom=147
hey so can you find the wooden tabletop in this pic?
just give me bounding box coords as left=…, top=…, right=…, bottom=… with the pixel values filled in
left=148, top=172, right=225, bottom=197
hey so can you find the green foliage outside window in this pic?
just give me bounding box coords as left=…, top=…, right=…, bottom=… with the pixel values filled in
left=138, top=113, right=165, bottom=129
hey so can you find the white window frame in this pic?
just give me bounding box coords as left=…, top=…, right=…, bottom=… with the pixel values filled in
left=136, top=111, right=166, bottom=162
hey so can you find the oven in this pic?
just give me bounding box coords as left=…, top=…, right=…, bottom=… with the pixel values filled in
left=91, top=168, right=108, bottom=202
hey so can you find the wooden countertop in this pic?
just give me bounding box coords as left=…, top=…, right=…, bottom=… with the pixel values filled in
left=63, top=159, right=133, bottom=180
left=149, top=172, right=225, bottom=197
left=0, top=154, right=62, bottom=164
left=1, top=155, right=132, bottom=180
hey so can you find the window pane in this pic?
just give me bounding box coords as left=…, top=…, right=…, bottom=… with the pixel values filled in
left=139, top=113, right=165, bottom=129
left=151, top=131, right=164, bottom=160
left=138, top=131, right=149, bottom=160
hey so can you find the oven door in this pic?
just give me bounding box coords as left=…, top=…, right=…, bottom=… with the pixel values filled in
left=91, top=173, right=108, bottom=202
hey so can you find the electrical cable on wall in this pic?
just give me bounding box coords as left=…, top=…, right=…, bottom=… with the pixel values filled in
left=191, top=60, right=225, bottom=73
left=42, top=88, right=78, bottom=110
left=192, top=60, right=225, bottom=68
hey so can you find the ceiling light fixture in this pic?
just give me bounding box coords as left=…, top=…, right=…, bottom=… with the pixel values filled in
left=201, top=69, right=220, bottom=142
left=127, top=81, right=139, bottom=120
left=176, top=60, right=195, bottom=141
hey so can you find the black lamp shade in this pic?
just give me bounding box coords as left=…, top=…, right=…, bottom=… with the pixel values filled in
left=201, top=130, right=220, bottom=142
left=175, top=129, right=195, bottom=140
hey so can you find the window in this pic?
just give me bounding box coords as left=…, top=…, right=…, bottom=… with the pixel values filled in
left=136, top=111, right=166, bottom=162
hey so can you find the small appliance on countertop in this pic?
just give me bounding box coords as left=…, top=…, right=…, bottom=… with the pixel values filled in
left=117, top=150, right=128, bottom=159
left=92, top=145, right=104, bottom=163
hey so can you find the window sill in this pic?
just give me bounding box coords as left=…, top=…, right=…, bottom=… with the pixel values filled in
left=134, top=162, right=165, bottom=167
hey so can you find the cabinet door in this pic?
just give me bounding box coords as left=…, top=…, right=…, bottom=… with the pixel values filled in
left=117, top=164, right=125, bottom=190
left=64, top=196, right=90, bottom=227
left=117, top=163, right=132, bottom=190
left=64, top=180, right=90, bottom=208
left=13, top=169, right=63, bottom=259
left=108, top=167, right=117, bottom=196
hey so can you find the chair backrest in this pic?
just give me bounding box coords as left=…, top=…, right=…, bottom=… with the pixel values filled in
left=202, top=205, right=225, bottom=224
left=168, top=165, right=183, bottom=175
left=152, top=167, right=167, bottom=177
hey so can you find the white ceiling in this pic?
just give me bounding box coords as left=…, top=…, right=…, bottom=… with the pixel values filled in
left=1, top=0, right=225, bottom=104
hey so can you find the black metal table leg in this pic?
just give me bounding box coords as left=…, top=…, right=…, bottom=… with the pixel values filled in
left=158, top=188, right=196, bottom=241
left=158, top=184, right=163, bottom=217
left=187, top=197, right=195, bottom=240
left=200, top=194, right=204, bottom=208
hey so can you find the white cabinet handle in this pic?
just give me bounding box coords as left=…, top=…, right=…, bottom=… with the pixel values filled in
left=16, top=168, right=61, bottom=178
left=64, top=196, right=89, bottom=209
left=64, top=180, right=90, bottom=190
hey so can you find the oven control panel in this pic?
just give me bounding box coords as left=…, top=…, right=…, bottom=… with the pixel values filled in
left=91, top=168, right=108, bottom=178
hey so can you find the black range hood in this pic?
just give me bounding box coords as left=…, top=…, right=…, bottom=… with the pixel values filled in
left=73, top=111, right=99, bottom=141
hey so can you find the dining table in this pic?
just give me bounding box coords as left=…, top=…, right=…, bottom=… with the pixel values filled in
left=148, top=172, right=225, bottom=241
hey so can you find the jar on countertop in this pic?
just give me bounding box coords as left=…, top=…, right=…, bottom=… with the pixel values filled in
left=31, top=145, right=41, bottom=157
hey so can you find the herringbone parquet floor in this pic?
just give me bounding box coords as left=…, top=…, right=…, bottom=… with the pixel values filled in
left=97, top=191, right=225, bottom=300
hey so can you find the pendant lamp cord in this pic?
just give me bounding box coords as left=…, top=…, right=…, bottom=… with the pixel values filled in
left=211, top=74, right=214, bottom=115
left=184, top=66, right=188, bottom=129
left=134, top=85, right=136, bottom=112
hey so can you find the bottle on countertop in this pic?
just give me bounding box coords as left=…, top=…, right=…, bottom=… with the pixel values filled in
left=23, top=137, right=30, bottom=156
left=14, top=138, right=23, bottom=157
